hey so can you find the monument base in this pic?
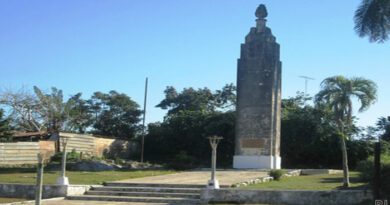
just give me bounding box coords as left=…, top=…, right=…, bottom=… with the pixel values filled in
left=233, top=155, right=281, bottom=169
left=56, top=176, right=69, bottom=185
left=207, top=179, right=220, bottom=189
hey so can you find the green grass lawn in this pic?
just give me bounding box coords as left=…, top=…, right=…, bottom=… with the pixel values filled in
left=0, top=170, right=176, bottom=185
left=240, top=171, right=369, bottom=190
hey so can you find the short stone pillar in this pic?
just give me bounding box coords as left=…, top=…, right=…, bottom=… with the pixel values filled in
left=207, top=136, right=223, bottom=189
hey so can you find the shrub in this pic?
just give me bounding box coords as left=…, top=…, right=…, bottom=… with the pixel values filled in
left=269, top=169, right=286, bottom=181
left=357, top=154, right=390, bottom=199
left=50, top=149, right=81, bottom=162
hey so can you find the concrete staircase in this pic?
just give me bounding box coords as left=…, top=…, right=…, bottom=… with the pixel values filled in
left=67, top=182, right=229, bottom=204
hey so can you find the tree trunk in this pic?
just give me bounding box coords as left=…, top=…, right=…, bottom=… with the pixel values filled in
left=338, top=119, right=350, bottom=187
left=340, top=135, right=350, bottom=187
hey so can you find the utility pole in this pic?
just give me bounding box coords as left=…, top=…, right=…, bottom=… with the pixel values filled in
left=140, top=77, right=148, bottom=163
left=298, top=75, right=315, bottom=96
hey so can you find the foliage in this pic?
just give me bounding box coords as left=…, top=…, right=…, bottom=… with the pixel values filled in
left=357, top=153, right=390, bottom=199
left=0, top=109, right=13, bottom=142
left=0, top=87, right=45, bottom=132
left=33, top=86, right=74, bottom=134
left=50, top=149, right=81, bottom=162
left=89, top=90, right=142, bottom=139
left=269, top=169, right=286, bottom=181
left=156, top=84, right=236, bottom=115
left=354, top=0, right=390, bottom=43
left=65, top=93, right=93, bottom=133
left=315, top=76, right=377, bottom=187
left=281, top=93, right=373, bottom=169
left=145, top=110, right=235, bottom=169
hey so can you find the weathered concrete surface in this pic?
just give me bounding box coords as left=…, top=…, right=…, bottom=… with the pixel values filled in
left=113, top=170, right=268, bottom=186
left=200, top=189, right=373, bottom=205
left=0, top=183, right=92, bottom=199
left=234, top=4, right=282, bottom=169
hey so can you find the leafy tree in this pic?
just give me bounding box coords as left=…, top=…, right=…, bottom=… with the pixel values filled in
left=0, top=109, right=13, bottom=142
left=354, top=0, right=390, bottom=43
left=0, top=87, right=45, bottom=132
left=33, top=86, right=73, bottom=134
left=376, top=116, right=390, bottom=141
left=90, top=91, right=142, bottom=139
left=65, top=93, right=93, bottom=133
left=315, top=76, right=377, bottom=187
left=145, top=110, right=235, bottom=169
left=156, top=84, right=236, bottom=115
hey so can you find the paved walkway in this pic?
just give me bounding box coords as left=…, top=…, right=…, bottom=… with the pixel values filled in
left=14, top=199, right=170, bottom=205
left=113, top=169, right=269, bottom=186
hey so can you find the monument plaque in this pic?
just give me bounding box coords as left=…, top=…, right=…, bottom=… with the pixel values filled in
left=233, top=4, right=282, bottom=169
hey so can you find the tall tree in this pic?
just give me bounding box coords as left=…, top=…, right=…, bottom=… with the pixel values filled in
left=156, top=84, right=236, bottom=115
left=315, top=76, right=377, bottom=187
left=354, top=0, right=390, bottom=43
left=0, top=87, right=45, bottom=132
left=66, top=93, right=93, bottom=133
left=33, top=86, right=73, bottom=134
left=90, top=91, right=142, bottom=139
left=0, top=109, right=13, bottom=142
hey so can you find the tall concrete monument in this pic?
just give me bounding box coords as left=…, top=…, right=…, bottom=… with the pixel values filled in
left=233, top=4, right=282, bottom=169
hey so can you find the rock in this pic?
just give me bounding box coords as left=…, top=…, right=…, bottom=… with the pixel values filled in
left=70, top=161, right=119, bottom=171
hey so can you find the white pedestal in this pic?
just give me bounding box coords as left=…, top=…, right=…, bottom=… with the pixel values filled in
left=233, top=155, right=281, bottom=169
left=56, top=176, right=69, bottom=185
left=207, top=179, right=220, bottom=189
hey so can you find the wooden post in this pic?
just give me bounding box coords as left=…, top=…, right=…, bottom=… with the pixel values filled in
left=35, top=154, right=44, bottom=205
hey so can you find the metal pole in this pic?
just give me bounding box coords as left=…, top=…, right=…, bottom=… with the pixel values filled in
left=35, top=154, right=43, bottom=205
left=141, top=77, right=148, bottom=163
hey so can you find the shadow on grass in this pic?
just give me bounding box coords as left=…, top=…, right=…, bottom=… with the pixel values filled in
left=320, top=175, right=370, bottom=190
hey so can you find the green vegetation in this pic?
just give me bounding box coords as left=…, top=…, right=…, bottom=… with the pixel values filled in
left=0, top=109, right=12, bottom=142
left=241, top=172, right=368, bottom=190
left=357, top=153, right=390, bottom=199
left=315, top=76, right=377, bottom=187
left=0, top=170, right=175, bottom=185
left=269, top=169, right=286, bottom=181
left=354, top=0, right=390, bottom=43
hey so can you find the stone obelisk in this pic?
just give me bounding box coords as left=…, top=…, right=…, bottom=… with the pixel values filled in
left=233, top=4, right=282, bottom=169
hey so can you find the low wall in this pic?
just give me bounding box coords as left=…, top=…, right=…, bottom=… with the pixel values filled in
left=0, top=183, right=92, bottom=199
left=0, top=141, right=55, bottom=165
left=200, top=189, right=373, bottom=205
left=94, top=137, right=138, bottom=159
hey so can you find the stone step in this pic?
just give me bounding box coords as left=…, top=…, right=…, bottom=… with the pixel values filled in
left=92, top=186, right=201, bottom=193
left=86, top=190, right=200, bottom=199
left=67, top=195, right=200, bottom=204
left=103, top=182, right=229, bottom=189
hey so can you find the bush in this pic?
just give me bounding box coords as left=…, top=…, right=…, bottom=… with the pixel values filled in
left=50, top=149, right=81, bottom=162
left=357, top=154, right=390, bottom=199
left=269, top=169, right=286, bottom=181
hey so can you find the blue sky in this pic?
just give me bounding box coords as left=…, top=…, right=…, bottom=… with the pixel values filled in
left=0, top=0, right=389, bottom=128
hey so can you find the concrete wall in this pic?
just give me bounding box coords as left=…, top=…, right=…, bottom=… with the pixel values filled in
left=59, top=133, right=95, bottom=155
left=0, top=183, right=92, bottom=199
left=94, top=137, right=138, bottom=159
left=201, top=189, right=372, bottom=205
left=0, top=141, right=55, bottom=165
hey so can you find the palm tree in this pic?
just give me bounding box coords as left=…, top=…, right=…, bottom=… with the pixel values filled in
left=354, top=0, right=390, bottom=43
left=315, top=76, right=377, bottom=187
